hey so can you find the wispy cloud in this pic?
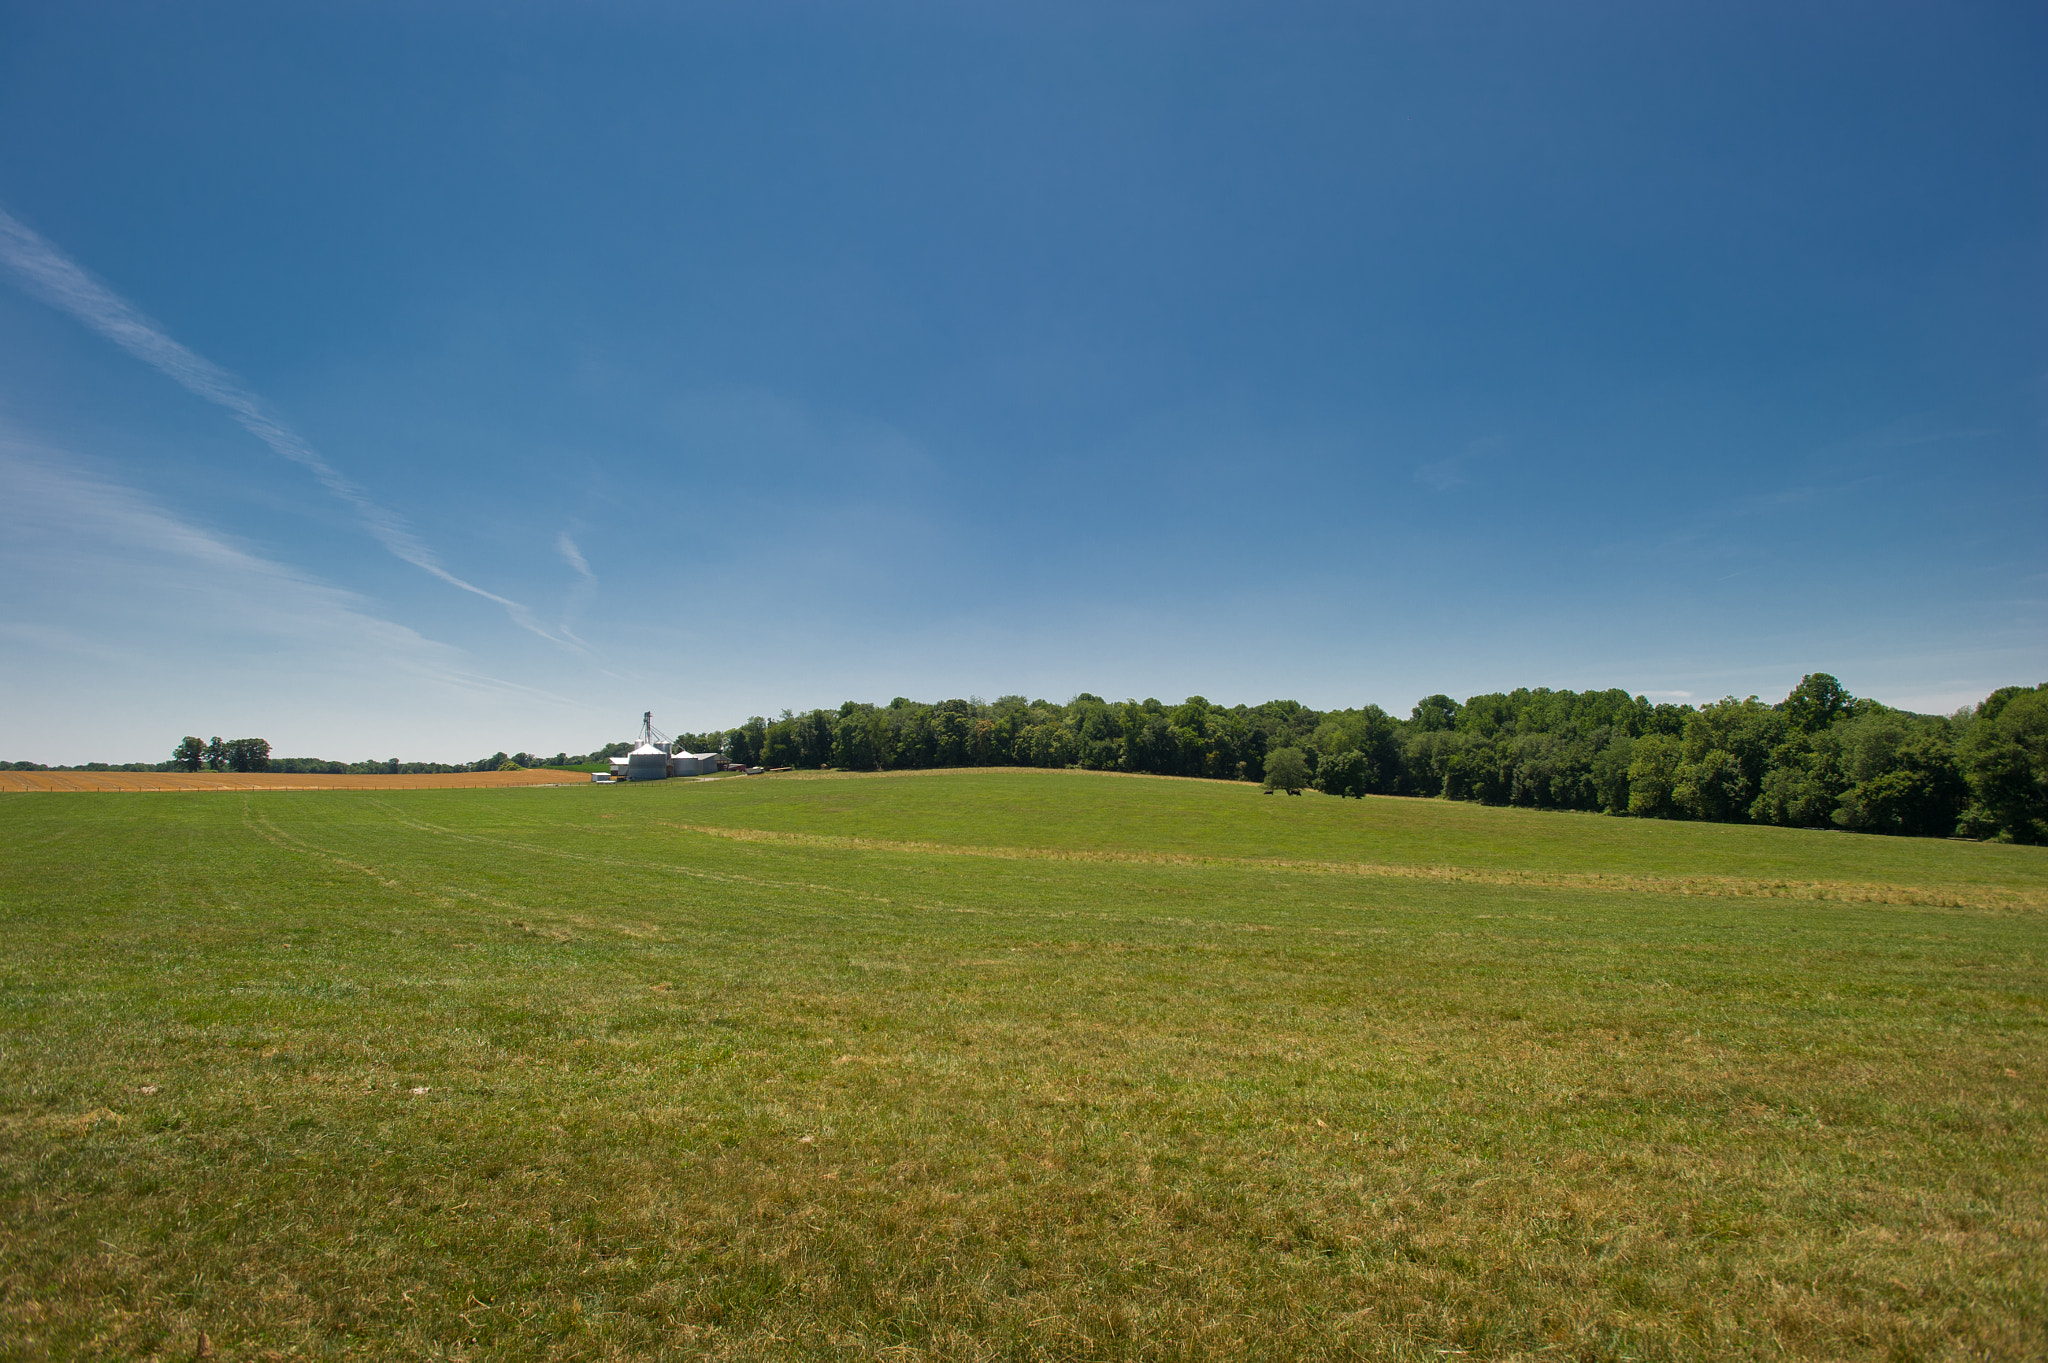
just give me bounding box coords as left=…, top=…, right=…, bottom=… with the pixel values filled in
left=1414, top=437, right=1504, bottom=493
left=556, top=531, right=595, bottom=581
left=0, top=205, right=574, bottom=648
left=1413, top=456, right=1467, bottom=492
left=0, top=440, right=593, bottom=716
left=552, top=529, right=600, bottom=647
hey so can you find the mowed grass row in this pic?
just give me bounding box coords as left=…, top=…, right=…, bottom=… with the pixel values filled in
left=0, top=771, right=2043, bottom=1361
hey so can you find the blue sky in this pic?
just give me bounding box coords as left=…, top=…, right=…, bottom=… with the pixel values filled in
left=2, top=1, right=2042, bottom=763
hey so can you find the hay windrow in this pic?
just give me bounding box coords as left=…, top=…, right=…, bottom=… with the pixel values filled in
left=658, top=819, right=2048, bottom=913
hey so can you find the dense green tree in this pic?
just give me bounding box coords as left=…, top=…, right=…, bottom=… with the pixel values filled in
left=1781, top=672, right=1853, bottom=733
left=758, top=712, right=799, bottom=768
left=931, top=705, right=971, bottom=767
left=1674, top=698, right=1786, bottom=822
left=1410, top=694, right=1460, bottom=732
left=1822, top=714, right=1966, bottom=836
left=1749, top=753, right=1839, bottom=828
left=1674, top=747, right=1750, bottom=821
left=1400, top=728, right=1469, bottom=798
left=1454, top=693, right=1517, bottom=739
left=1069, top=695, right=1124, bottom=770
left=1449, top=736, right=1514, bottom=804
left=171, top=736, right=206, bottom=771
left=724, top=718, right=765, bottom=767
left=1315, top=750, right=1369, bottom=798
left=832, top=705, right=880, bottom=771
left=1590, top=735, right=1634, bottom=813
left=1262, top=747, right=1310, bottom=795
left=216, top=738, right=271, bottom=772
left=1644, top=704, right=1690, bottom=737
left=1312, top=706, right=1401, bottom=792
left=1957, top=685, right=2048, bottom=842
left=1626, top=734, right=1683, bottom=818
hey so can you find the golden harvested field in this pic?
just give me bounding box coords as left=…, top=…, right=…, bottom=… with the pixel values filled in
left=0, top=768, right=585, bottom=793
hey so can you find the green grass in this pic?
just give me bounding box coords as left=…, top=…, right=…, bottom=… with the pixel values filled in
left=1, top=769, right=2043, bottom=1361
left=657, top=769, right=2048, bottom=895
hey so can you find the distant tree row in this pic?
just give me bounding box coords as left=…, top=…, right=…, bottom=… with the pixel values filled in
left=713, top=676, right=2046, bottom=843
left=262, top=744, right=639, bottom=775
left=257, top=744, right=654, bottom=775
left=4, top=741, right=650, bottom=777
left=255, top=736, right=731, bottom=775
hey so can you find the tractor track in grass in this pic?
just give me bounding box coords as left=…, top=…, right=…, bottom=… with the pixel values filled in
left=241, top=800, right=529, bottom=917
left=357, top=800, right=908, bottom=911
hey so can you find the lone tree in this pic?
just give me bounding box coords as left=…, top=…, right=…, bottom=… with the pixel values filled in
left=1262, top=746, right=1310, bottom=795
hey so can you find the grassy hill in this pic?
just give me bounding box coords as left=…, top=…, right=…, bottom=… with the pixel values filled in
left=1, top=770, right=2042, bottom=1360
left=646, top=767, right=2048, bottom=897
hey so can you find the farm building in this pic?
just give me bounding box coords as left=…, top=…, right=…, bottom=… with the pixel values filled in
left=603, top=713, right=722, bottom=781
left=625, top=744, right=671, bottom=780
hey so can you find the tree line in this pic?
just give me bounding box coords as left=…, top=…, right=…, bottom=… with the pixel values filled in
left=714, top=675, right=2045, bottom=842
left=7, top=742, right=643, bottom=776
left=11, top=673, right=2041, bottom=842
left=177, top=742, right=645, bottom=775
left=260, top=745, right=641, bottom=775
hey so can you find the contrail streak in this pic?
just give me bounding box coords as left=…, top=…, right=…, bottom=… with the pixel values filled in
left=553, top=530, right=597, bottom=647
left=0, top=205, right=572, bottom=647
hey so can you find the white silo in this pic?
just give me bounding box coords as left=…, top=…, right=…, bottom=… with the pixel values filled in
left=625, top=743, right=669, bottom=780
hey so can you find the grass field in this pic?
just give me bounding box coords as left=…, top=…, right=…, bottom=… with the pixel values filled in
left=1, top=769, right=2043, bottom=1361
